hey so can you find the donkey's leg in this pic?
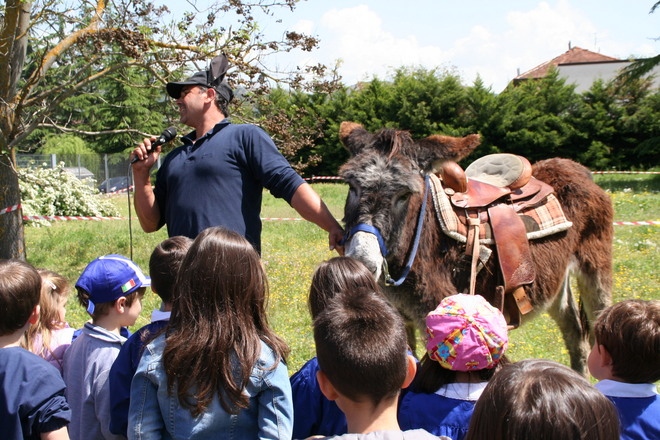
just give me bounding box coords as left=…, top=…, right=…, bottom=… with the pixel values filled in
left=571, top=169, right=614, bottom=345
left=575, top=269, right=612, bottom=347
left=547, top=271, right=591, bottom=375
left=572, top=234, right=613, bottom=347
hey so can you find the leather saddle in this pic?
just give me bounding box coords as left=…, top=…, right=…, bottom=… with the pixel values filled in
left=438, top=154, right=555, bottom=327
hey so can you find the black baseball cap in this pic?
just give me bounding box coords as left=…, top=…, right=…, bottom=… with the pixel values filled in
left=166, top=71, right=234, bottom=102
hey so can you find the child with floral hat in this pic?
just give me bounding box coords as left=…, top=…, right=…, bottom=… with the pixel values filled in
left=398, top=293, right=509, bottom=440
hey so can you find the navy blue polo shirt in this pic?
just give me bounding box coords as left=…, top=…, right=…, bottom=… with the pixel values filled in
left=154, top=120, right=305, bottom=253
left=0, top=347, right=71, bottom=439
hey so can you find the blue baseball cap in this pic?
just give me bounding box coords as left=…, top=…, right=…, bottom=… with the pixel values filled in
left=76, top=254, right=150, bottom=314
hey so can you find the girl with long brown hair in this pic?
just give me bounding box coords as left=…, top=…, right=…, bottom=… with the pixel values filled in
left=128, top=226, right=292, bottom=439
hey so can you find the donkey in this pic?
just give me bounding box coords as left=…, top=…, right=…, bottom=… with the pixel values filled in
left=338, top=121, right=613, bottom=374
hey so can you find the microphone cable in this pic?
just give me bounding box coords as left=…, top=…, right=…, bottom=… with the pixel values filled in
left=127, top=161, right=135, bottom=260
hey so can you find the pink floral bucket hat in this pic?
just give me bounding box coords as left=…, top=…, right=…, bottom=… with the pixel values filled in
left=426, top=293, right=508, bottom=371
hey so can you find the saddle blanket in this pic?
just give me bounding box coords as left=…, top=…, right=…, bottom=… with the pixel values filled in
left=429, top=173, right=573, bottom=246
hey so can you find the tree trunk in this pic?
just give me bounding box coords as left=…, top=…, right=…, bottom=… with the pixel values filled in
left=0, top=153, right=25, bottom=260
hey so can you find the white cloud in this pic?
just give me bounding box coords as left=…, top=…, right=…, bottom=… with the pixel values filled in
left=290, top=19, right=315, bottom=35
left=317, top=5, right=452, bottom=83
left=445, top=1, right=605, bottom=90
left=301, top=2, right=604, bottom=90
left=273, top=1, right=659, bottom=92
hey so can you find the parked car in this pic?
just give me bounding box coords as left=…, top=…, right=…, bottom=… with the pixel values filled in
left=64, top=166, right=95, bottom=181
left=98, top=176, right=130, bottom=193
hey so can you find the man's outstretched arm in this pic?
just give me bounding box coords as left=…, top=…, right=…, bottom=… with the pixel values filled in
left=290, top=183, right=345, bottom=255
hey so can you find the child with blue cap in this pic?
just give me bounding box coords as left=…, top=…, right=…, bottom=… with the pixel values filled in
left=63, top=254, right=150, bottom=440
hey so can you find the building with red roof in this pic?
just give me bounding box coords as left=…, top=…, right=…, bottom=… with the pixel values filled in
left=512, top=44, right=659, bottom=92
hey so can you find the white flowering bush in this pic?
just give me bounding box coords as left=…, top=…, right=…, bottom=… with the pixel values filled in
left=18, top=163, right=120, bottom=225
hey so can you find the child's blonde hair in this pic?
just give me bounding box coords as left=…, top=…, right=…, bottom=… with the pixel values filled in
left=22, top=270, right=70, bottom=359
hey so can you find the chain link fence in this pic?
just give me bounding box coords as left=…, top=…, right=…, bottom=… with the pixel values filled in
left=16, top=153, right=163, bottom=190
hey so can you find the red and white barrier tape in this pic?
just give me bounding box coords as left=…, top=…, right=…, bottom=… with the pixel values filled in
left=592, top=171, right=660, bottom=174
left=3, top=203, right=124, bottom=221
left=303, top=176, right=344, bottom=182
left=261, top=217, right=304, bottom=221
left=17, top=216, right=658, bottom=225
left=0, top=204, right=21, bottom=216
left=612, top=220, right=660, bottom=226
left=23, top=215, right=123, bottom=221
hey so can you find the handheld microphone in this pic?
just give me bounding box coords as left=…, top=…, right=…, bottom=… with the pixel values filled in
left=130, top=126, right=178, bottom=164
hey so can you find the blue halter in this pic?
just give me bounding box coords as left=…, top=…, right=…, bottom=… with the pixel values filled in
left=345, top=223, right=390, bottom=256
left=344, top=174, right=430, bottom=287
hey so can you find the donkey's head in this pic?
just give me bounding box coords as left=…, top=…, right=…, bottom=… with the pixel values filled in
left=338, top=121, right=480, bottom=281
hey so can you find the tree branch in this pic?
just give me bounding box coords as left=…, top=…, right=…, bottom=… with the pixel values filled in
left=18, top=0, right=108, bottom=105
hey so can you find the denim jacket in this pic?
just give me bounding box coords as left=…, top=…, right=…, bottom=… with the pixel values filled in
left=128, top=333, right=293, bottom=439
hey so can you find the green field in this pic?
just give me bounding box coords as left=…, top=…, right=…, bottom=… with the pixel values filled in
left=24, top=174, right=659, bottom=374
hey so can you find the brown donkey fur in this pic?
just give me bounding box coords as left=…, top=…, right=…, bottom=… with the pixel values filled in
left=338, top=121, right=613, bottom=374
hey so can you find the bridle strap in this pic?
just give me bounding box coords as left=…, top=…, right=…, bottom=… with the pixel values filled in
left=385, top=174, right=430, bottom=286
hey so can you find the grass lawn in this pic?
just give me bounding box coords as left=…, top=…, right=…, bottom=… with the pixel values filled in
left=24, top=175, right=659, bottom=375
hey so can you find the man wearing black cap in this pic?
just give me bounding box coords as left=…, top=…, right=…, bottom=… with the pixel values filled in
left=131, top=57, right=344, bottom=254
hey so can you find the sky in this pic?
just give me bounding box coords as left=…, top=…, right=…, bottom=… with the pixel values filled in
left=256, top=0, right=659, bottom=92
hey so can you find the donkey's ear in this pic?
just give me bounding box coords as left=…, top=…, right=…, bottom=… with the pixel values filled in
left=419, top=133, right=481, bottom=164
left=339, top=121, right=370, bottom=156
